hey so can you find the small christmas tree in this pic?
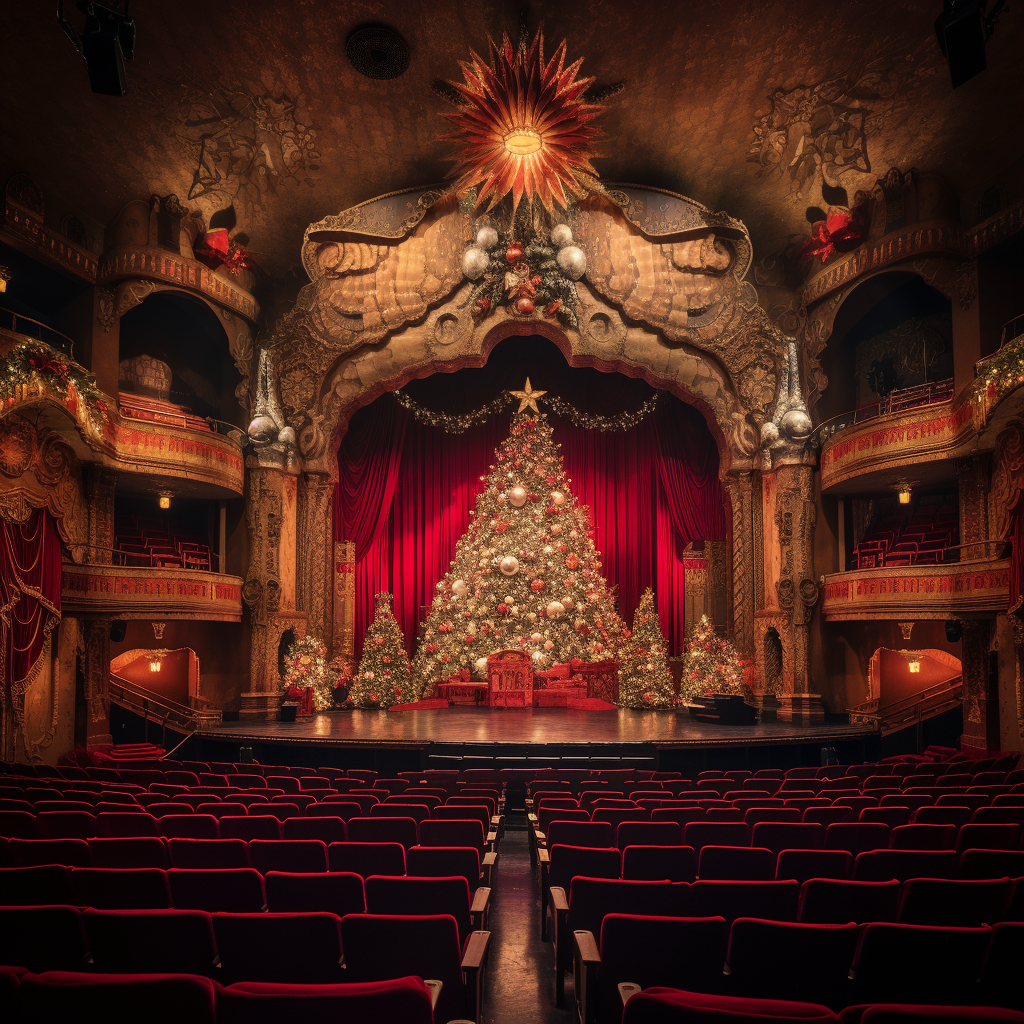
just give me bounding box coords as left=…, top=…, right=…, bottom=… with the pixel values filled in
left=410, top=397, right=626, bottom=696
left=350, top=593, right=412, bottom=708
left=617, top=588, right=675, bottom=708
left=280, top=635, right=337, bottom=711
left=677, top=615, right=745, bottom=700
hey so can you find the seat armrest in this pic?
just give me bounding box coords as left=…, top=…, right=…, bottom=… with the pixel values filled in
left=618, top=983, right=641, bottom=1007
left=423, top=979, right=442, bottom=1010
left=537, top=847, right=550, bottom=865
left=486, top=829, right=498, bottom=846
left=462, top=929, right=491, bottom=1024
left=550, top=884, right=569, bottom=943
left=481, top=850, right=498, bottom=888
left=471, top=886, right=491, bottom=930
left=574, top=929, right=601, bottom=1024
left=535, top=830, right=546, bottom=843
left=527, top=809, right=537, bottom=820
left=538, top=846, right=551, bottom=938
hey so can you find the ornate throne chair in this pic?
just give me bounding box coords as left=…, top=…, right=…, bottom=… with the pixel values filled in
left=487, top=650, right=534, bottom=707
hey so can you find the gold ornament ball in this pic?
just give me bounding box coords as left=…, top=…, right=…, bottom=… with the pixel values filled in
left=546, top=600, right=566, bottom=619
left=550, top=523, right=563, bottom=536
left=510, top=485, right=529, bottom=507
left=550, top=490, right=566, bottom=506
left=452, top=579, right=469, bottom=596
left=499, top=555, right=520, bottom=576
left=531, top=631, right=544, bottom=642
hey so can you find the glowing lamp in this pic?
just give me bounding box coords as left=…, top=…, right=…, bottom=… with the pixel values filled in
left=0, top=265, right=9, bottom=293
left=908, top=659, right=921, bottom=674
left=149, top=656, right=162, bottom=673
left=503, top=128, right=542, bottom=156
left=158, top=494, right=171, bottom=510
left=898, top=487, right=911, bottom=505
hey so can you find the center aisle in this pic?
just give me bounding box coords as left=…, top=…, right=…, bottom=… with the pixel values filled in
left=485, top=813, right=571, bottom=1024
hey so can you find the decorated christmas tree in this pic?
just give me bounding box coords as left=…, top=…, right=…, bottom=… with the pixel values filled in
left=350, top=593, right=412, bottom=709
left=280, top=635, right=338, bottom=711
left=677, top=615, right=745, bottom=700
left=410, top=388, right=628, bottom=695
left=617, top=588, right=675, bottom=708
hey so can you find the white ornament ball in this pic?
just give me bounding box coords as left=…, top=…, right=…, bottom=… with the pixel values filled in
left=474, top=656, right=489, bottom=678
left=499, top=555, right=520, bottom=576
left=760, top=421, right=780, bottom=446
left=556, top=245, right=587, bottom=281
left=532, top=651, right=549, bottom=667
left=452, top=579, right=469, bottom=597
left=509, top=485, right=528, bottom=507
left=476, top=225, right=499, bottom=250
left=528, top=612, right=537, bottom=622
left=504, top=594, right=514, bottom=604
left=247, top=415, right=279, bottom=444
left=531, top=631, right=544, bottom=642
left=550, top=490, right=566, bottom=507
left=781, top=408, right=813, bottom=439
left=546, top=600, right=566, bottom=620
left=550, top=223, right=574, bottom=248
left=461, top=246, right=490, bottom=280
left=277, top=425, right=296, bottom=447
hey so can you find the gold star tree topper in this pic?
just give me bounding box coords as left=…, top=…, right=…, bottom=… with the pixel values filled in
left=511, top=378, right=547, bottom=415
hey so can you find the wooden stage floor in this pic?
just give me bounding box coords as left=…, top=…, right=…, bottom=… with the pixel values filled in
left=201, top=707, right=876, bottom=753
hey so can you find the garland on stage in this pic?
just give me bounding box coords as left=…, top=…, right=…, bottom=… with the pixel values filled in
left=392, top=386, right=661, bottom=434
left=409, top=389, right=629, bottom=694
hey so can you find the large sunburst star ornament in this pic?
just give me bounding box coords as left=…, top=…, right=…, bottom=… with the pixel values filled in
left=510, top=378, right=547, bottom=414
left=439, top=31, right=604, bottom=213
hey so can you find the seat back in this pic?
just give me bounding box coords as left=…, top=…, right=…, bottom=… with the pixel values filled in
left=220, top=816, right=283, bottom=842
left=615, top=821, right=681, bottom=851
left=0, top=904, right=89, bottom=972
left=373, top=802, right=430, bottom=824
left=567, top=877, right=688, bottom=939
left=433, top=803, right=491, bottom=831
left=796, top=878, right=902, bottom=924
left=264, top=870, right=366, bottom=919
left=620, top=845, right=697, bottom=883
left=248, top=839, right=328, bottom=874
left=690, top=880, right=800, bottom=923
left=548, top=844, right=622, bottom=892
left=727, top=917, right=859, bottom=1007
left=547, top=820, right=615, bottom=849
left=365, top=874, right=473, bottom=940
left=959, top=848, right=1024, bottom=879
left=538, top=807, right=590, bottom=833
left=70, top=867, right=171, bottom=909
left=825, top=822, right=890, bottom=856
left=35, top=811, right=97, bottom=840
left=406, top=845, right=481, bottom=889
left=213, top=911, right=343, bottom=984
left=977, top=922, right=1024, bottom=1014
left=84, top=908, right=217, bottom=975
left=854, top=849, right=959, bottom=881
left=347, top=816, right=418, bottom=850
left=167, top=838, right=250, bottom=869
left=958, top=823, right=1022, bottom=852
left=0, top=863, right=74, bottom=904
left=775, top=849, right=852, bottom=883
left=418, top=818, right=486, bottom=853
left=850, top=922, right=992, bottom=1005
left=167, top=867, right=266, bottom=912
left=889, top=824, right=957, bottom=850
left=159, top=814, right=220, bottom=840
left=280, top=817, right=347, bottom=844
left=752, top=822, right=826, bottom=854
left=897, top=877, right=1015, bottom=927
left=7, top=837, right=91, bottom=867
left=340, top=913, right=466, bottom=1024
left=89, top=836, right=170, bottom=869
left=327, top=841, right=406, bottom=878
left=699, top=845, right=776, bottom=881
left=684, top=822, right=750, bottom=851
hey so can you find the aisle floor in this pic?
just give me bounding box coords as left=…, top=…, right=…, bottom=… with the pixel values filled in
left=485, top=814, right=572, bottom=1024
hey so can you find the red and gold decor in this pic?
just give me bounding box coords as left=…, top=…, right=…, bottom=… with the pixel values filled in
left=678, top=614, right=746, bottom=700
left=350, top=592, right=412, bottom=709
left=280, top=634, right=337, bottom=713
left=617, top=588, right=674, bottom=708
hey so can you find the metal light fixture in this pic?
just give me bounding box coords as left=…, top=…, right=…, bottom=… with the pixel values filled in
left=148, top=647, right=169, bottom=673
left=908, top=658, right=921, bottom=674
left=158, top=492, right=172, bottom=510
left=898, top=486, right=911, bottom=505
left=898, top=622, right=915, bottom=641
left=0, top=266, right=10, bottom=293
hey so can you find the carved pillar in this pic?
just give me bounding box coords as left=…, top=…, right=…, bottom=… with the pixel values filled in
left=957, top=455, right=991, bottom=561
left=960, top=618, right=999, bottom=755
left=723, top=471, right=756, bottom=662
left=334, top=540, right=356, bottom=658
left=85, top=466, right=116, bottom=563
left=767, top=457, right=824, bottom=724
left=240, top=456, right=305, bottom=720
left=296, top=472, right=334, bottom=649
left=81, top=619, right=112, bottom=748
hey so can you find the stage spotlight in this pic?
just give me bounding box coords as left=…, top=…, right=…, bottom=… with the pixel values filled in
left=934, top=0, right=1005, bottom=88
left=59, top=1, right=136, bottom=96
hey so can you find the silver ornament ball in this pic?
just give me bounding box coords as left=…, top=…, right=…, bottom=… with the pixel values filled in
left=476, top=226, right=499, bottom=250
left=781, top=408, right=813, bottom=439
left=556, top=245, right=587, bottom=281
left=760, top=421, right=780, bottom=446
left=461, top=246, right=490, bottom=281
left=550, top=223, right=574, bottom=248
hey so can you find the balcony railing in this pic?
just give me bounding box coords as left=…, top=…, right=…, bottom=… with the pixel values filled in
left=109, top=673, right=222, bottom=740
left=0, top=306, right=76, bottom=358
left=813, top=377, right=956, bottom=447
left=851, top=539, right=1010, bottom=570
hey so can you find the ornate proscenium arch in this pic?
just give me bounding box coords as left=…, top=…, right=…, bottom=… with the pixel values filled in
left=273, top=183, right=787, bottom=475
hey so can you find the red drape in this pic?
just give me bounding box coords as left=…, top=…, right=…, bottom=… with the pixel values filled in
left=336, top=395, right=726, bottom=657
left=1, top=507, right=63, bottom=696
left=1008, top=492, right=1024, bottom=613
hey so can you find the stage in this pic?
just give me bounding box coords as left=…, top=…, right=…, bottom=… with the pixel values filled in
left=183, top=707, right=881, bottom=774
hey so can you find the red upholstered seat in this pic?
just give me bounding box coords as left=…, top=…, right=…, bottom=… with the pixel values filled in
left=775, top=849, right=853, bottom=883
left=282, top=816, right=347, bottom=843
left=690, top=880, right=800, bottom=923
left=7, top=837, right=92, bottom=867
left=621, top=845, right=697, bottom=883
left=167, top=838, right=249, bottom=869
left=581, top=915, right=729, bottom=1024
left=347, top=816, right=418, bottom=850
left=593, top=808, right=651, bottom=828
left=652, top=807, right=708, bottom=828
left=548, top=820, right=615, bottom=849
left=213, top=911, right=344, bottom=983
left=219, top=815, right=282, bottom=842
left=978, top=922, right=1024, bottom=1013
left=159, top=814, right=220, bottom=840
left=896, top=877, right=1015, bottom=927
left=854, top=849, right=959, bottom=881
left=915, top=805, right=973, bottom=827
left=959, top=848, right=1024, bottom=879
left=264, top=870, right=365, bottom=920
left=167, top=867, right=266, bottom=912
left=825, top=823, right=890, bottom=856
left=96, top=811, right=161, bottom=837
left=889, top=823, right=957, bottom=849
left=406, top=845, right=482, bottom=889
left=684, top=821, right=750, bottom=851
left=372, top=802, right=430, bottom=823
left=248, top=839, right=328, bottom=874
left=548, top=844, right=622, bottom=893
left=419, top=817, right=487, bottom=854
left=538, top=806, right=590, bottom=833
left=83, top=908, right=218, bottom=975
left=308, top=801, right=362, bottom=820
left=621, top=986, right=840, bottom=1022
left=328, top=841, right=406, bottom=878
left=19, top=971, right=217, bottom=1024
left=0, top=863, right=74, bottom=904
left=341, top=913, right=487, bottom=1024
left=805, top=807, right=855, bottom=827
left=798, top=878, right=902, bottom=924
left=70, top=866, right=171, bottom=909
left=616, top=821, right=682, bottom=851
left=89, top=836, right=170, bottom=869
left=699, top=845, right=776, bottom=880
left=35, top=810, right=97, bottom=840
left=0, top=905, right=89, bottom=972
left=434, top=802, right=492, bottom=831
left=365, top=873, right=475, bottom=941
left=727, top=917, right=860, bottom=1007
left=214, top=976, right=435, bottom=1024
left=849, top=923, right=992, bottom=1005
left=958, top=823, right=1022, bottom=852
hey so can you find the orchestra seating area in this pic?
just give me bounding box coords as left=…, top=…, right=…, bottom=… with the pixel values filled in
left=1, top=752, right=1023, bottom=1022
left=114, top=512, right=214, bottom=570
left=852, top=497, right=960, bottom=569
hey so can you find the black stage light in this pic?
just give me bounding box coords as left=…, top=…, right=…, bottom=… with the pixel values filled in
left=59, top=1, right=136, bottom=96
left=945, top=619, right=964, bottom=643
left=109, top=620, right=127, bottom=643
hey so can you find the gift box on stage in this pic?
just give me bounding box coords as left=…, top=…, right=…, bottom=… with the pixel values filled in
left=569, top=658, right=620, bottom=703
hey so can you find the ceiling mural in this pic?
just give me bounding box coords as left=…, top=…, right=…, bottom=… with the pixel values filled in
left=0, top=1, right=1020, bottom=280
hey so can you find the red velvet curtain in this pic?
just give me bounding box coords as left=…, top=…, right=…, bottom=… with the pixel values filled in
left=335, top=395, right=726, bottom=657
left=1, top=507, right=62, bottom=696
left=1008, top=492, right=1024, bottom=612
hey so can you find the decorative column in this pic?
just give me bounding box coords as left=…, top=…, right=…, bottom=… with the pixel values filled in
left=956, top=455, right=991, bottom=561
left=960, top=618, right=998, bottom=755
left=723, top=470, right=756, bottom=662
left=334, top=540, right=356, bottom=659
left=296, top=471, right=334, bottom=649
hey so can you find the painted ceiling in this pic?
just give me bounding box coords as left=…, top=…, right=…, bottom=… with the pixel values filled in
left=2, top=0, right=1021, bottom=277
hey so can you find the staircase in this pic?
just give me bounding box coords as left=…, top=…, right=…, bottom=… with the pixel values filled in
left=849, top=676, right=963, bottom=735
left=108, top=672, right=222, bottom=743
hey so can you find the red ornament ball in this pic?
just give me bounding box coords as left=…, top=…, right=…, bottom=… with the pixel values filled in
left=531, top=274, right=542, bottom=286
left=515, top=296, right=535, bottom=315
left=531, top=578, right=545, bottom=592
left=506, top=244, right=523, bottom=263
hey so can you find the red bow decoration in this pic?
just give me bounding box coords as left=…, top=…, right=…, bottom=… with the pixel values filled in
left=800, top=209, right=862, bottom=264
left=194, top=228, right=257, bottom=275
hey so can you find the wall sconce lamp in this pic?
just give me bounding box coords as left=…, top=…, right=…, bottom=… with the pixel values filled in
left=158, top=492, right=172, bottom=510
left=148, top=648, right=168, bottom=673
left=0, top=266, right=10, bottom=293
left=898, top=486, right=912, bottom=505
